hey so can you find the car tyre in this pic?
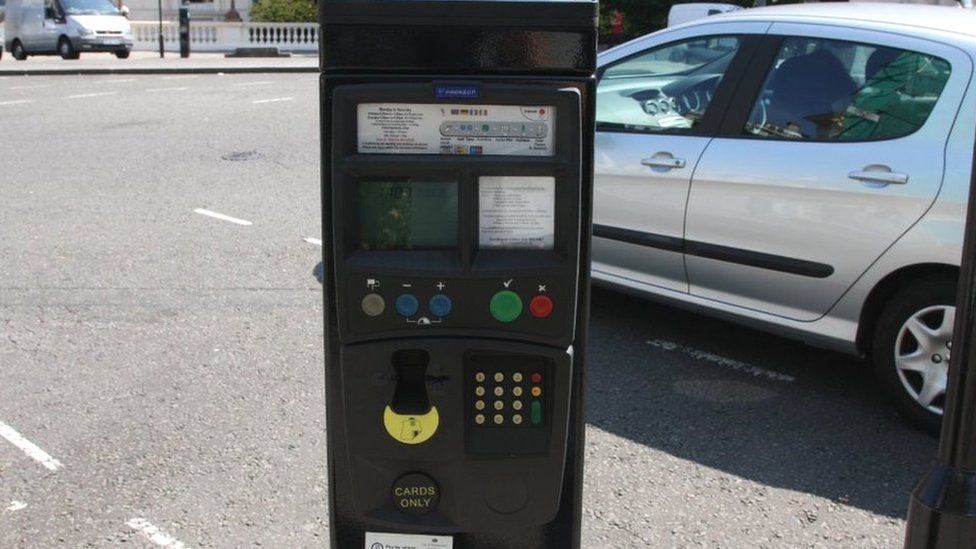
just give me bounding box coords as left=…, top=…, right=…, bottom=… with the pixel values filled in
left=58, top=37, right=79, bottom=60
left=115, top=49, right=130, bottom=59
left=872, top=277, right=956, bottom=434
left=12, top=39, right=28, bottom=61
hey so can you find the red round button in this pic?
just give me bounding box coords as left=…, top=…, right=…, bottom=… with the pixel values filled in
left=529, top=295, right=554, bottom=318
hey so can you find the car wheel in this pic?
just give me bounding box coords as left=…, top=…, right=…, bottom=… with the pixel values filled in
left=115, top=49, right=130, bottom=59
left=872, top=277, right=955, bottom=434
left=12, top=39, right=28, bottom=61
left=58, top=37, right=79, bottom=60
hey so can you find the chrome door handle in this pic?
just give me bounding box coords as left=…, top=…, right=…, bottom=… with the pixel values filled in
left=848, top=169, right=909, bottom=185
left=641, top=154, right=686, bottom=169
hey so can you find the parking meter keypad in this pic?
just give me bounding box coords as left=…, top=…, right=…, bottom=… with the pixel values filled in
left=471, top=366, right=544, bottom=428
left=464, top=354, right=553, bottom=456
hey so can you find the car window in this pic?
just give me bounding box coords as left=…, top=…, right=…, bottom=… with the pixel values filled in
left=744, top=37, right=951, bottom=141
left=597, top=36, right=742, bottom=134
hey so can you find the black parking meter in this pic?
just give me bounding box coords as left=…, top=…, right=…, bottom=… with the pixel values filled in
left=904, top=126, right=976, bottom=548
left=319, top=2, right=597, bottom=548
left=178, top=3, right=190, bottom=58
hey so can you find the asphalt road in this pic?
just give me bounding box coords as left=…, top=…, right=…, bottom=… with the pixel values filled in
left=0, top=73, right=936, bottom=548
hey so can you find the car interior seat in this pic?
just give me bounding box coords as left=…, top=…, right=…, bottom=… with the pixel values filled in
left=765, top=49, right=857, bottom=139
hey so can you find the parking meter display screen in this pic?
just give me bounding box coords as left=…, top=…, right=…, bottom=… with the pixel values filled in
left=359, top=180, right=458, bottom=250
left=479, top=176, right=556, bottom=250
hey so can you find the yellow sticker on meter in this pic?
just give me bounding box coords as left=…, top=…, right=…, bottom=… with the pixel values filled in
left=383, top=406, right=440, bottom=445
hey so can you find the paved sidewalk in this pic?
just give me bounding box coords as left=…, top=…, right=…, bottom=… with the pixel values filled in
left=0, top=50, right=319, bottom=75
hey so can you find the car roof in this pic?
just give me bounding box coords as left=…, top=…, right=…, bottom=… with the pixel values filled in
left=714, top=3, right=976, bottom=40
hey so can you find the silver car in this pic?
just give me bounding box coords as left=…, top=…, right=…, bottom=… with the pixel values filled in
left=593, top=3, right=976, bottom=431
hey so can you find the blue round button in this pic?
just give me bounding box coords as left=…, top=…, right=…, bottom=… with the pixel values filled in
left=428, top=294, right=453, bottom=317
left=395, top=294, right=420, bottom=317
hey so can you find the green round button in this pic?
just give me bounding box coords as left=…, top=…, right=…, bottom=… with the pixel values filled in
left=490, top=290, right=523, bottom=323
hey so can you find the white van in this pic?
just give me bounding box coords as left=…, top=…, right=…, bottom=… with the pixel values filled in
left=4, top=0, right=132, bottom=60
left=0, top=0, right=6, bottom=59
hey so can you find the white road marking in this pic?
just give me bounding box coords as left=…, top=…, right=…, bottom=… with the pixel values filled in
left=8, top=84, right=49, bottom=90
left=160, top=75, right=198, bottom=81
left=193, top=208, right=252, bottom=226
left=252, top=97, right=294, bottom=104
left=67, top=91, right=117, bottom=99
left=127, top=518, right=191, bottom=549
left=0, top=99, right=35, bottom=106
left=6, top=501, right=27, bottom=512
left=646, top=339, right=795, bottom=383
left=304, top=237, right=322, bottom=246
left=94, top=78, right=137, bottom=84
left=233, top=81, right=274, bottom=87
left=146, top=87, right=188, bottom=93
left=0, top=420, right=63, bottom=471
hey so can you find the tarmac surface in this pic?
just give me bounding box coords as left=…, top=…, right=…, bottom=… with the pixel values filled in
left=0, top=71, right=937, bottom=548
left=0, top=51, right=319, bottom=75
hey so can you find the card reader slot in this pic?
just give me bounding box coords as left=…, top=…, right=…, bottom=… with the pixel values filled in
left=391, top=349, right=432, bottom=415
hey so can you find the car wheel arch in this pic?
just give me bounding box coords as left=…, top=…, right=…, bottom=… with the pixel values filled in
left=856, top=263, right=959, bottom=357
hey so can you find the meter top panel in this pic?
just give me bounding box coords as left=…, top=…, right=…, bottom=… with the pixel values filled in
left=331, top=82, right=583, bottom=348
left=319, top=0, right=598, bottom=74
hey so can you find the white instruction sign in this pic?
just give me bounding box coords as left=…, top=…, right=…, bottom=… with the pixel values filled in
left=479, top=176, right=556, bottom=250
left=364, top=532, right=453, bottom=549
left=358, top=103, right=555, bottom=156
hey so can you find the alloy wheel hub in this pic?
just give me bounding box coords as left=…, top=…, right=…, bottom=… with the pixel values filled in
left=894, top=305, right=955, bottom=415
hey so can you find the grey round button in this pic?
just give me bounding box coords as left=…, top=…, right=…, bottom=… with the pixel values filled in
left=361, top=293, right=386, bottom=317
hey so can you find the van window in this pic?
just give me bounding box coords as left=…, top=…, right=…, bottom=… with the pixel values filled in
left=743, top=37, right=951, bottom=141
left=61, top=0, right=120, bottom=16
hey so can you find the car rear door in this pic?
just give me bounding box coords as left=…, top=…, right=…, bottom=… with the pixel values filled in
left=683, top=24, right=971, bottom=321
left=593, top=22, right=767, bottom=293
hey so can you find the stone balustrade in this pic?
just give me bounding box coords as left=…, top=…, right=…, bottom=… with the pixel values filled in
left=130, top=21, right=319, bottom=53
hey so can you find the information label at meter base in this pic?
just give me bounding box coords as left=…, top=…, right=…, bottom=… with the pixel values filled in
left=365, top=532, right=453, bottom=549
left=358, top=103, right=555, bottom=156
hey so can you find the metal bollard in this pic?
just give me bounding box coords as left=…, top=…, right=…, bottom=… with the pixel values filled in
left=179, top=3, right=190, bottom=58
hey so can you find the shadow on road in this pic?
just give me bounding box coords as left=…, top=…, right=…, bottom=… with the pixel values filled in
left=585, top=286, right=936, bottom=519
left=313, top=262, right=324, bottom=284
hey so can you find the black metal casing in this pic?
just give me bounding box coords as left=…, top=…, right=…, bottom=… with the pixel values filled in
left=319, top=2, right=597, bottom=548
left=903, top=111, right=976, bottom=549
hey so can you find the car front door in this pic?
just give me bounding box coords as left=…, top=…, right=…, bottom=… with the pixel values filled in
left=684, top=24, right=970, bottom=321
left=592, top=22, right=767, bottom=293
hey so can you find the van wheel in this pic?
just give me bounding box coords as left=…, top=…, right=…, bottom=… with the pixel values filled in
left=58, top=37, right=79, bottom=60
left=12, top=40, right=28, bottom=61
left=872, top=277, right=956, bottom=434
left=115, top=49, right=130, bottom=59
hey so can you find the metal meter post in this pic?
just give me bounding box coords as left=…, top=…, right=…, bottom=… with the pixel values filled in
left=178, top=2, right=189, bottom=58
left=904, top=131, right=976, bottom=548
left=319, top=1, right=597, bottom=548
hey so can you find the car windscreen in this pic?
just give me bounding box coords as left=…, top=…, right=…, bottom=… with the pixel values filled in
left=61, top=0, right=119, bottom=16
